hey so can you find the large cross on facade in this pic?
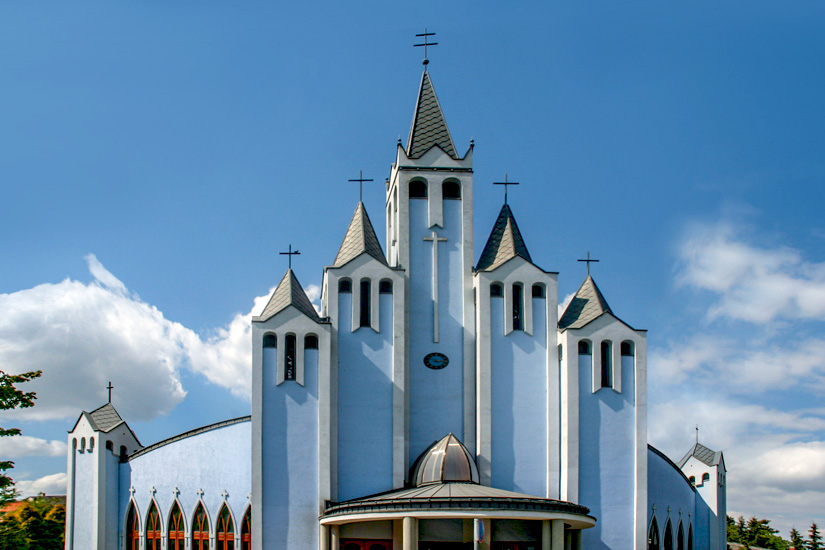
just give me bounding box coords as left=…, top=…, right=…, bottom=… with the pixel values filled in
left=423, top=230, right=448, bottom=343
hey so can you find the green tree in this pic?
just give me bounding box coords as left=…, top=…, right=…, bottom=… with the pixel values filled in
left=810, top=523, right=822, bottom=550
left=0, top=369, right=42, bottom=504
left=790, top=528, right=805, bottom=549
left=0, top=495, right=65, bottom=550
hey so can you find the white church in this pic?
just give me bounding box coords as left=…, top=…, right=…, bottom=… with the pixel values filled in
left=64, top=57, right=727, bottom=550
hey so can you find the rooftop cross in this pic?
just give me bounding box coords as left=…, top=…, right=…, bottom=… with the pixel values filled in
left=696, top=425, right=699, bottom=444
left=493, top=174, right=520, bottom=205
left=348, top=170, right=374, bottom=203
left=577, top=251, right=599, bottom=276
left=414, top=28, right=438, bottom=68
left=107, top=381, right=113, bottom=403
left=279, top=245, right=301, bottom=270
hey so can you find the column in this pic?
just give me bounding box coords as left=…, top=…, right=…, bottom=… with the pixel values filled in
left=402, top=517, right=418, bottom=550
left=330, top=525, right=340, bottom=550
left=552, top=519, right=564, bottom=550
left=320, top=525, right=329, bottom=550
left=542, top=520, right=551, bottom=550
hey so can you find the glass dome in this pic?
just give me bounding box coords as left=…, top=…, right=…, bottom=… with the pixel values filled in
left=411, top=433, right=480, bottom=486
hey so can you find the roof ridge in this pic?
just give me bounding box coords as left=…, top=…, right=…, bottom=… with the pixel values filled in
left=406, top=71, right=458, bottom=160
left=333, top=202, right=388, bottom=268
left=476, top=204, right=533, bottom=271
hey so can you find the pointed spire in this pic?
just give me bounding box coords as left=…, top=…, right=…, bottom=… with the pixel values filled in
left=333, top=202, right=388, bottom=268
left=407, top=71, right=457, bottom=159
left=476, top=204, right=532, bottom=271
left=257, top=269, right=320, bottom=323
left=558, top=275, right=613, bottom=330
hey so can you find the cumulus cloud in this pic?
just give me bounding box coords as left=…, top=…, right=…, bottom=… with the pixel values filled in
left=0, top=255, right=278, bottom=422
left=0, top=436, right=67, bottom=458
left=676, top=222, right=825, bottom=323
left=15, top=473, right=67, bottom=497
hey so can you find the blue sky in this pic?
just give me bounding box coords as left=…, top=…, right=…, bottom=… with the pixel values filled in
left=2, top=0, right=824, bottom=536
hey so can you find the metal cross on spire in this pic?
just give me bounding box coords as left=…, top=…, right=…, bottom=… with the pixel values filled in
left=696, top=425, right=699, bottom=444
left=279, top=245, right=301, bottom=270
left=107, top=381, right=113, bottom=403
left=493, top=173, right=520, bottom=205
left=577, top=251, right=600, bottom=276
left=414, top=28, right=438, bottom=68
left=348, top=170, right=374, bottom=203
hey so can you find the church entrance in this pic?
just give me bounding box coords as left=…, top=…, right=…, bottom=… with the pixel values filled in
left=341, top=540, right=392, bottom=550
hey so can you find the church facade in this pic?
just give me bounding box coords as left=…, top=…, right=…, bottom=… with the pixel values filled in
left=64, top=65, right=726, bottom=550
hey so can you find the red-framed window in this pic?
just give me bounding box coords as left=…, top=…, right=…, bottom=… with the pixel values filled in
left=192, top=502, right=210, bottom=550
left=126, top=503, right=140, bottom=550
left=241, top=507, right=251, bottom=550
left=145, top=502, right=162, bottom=550
left=216, top=505, right=234, bottom=550
left=168, top=502, right=185, bottom=550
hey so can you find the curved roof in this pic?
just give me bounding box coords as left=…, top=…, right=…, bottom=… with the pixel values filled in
left=128, top=415, right=250, bottom=461
left=410, top=433, right=479, bottom=486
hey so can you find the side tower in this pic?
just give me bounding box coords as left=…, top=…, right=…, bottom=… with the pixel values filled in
left=251, top=270, right=331, bottom=550
left=65, top=403, right=141, bottom=550
left=558, top=274, right=648, bottom=550
left=679, top=443, right=727, bottom=550
left=385, top=69, right=476, bottom=463
left=473, top=203, right=560, bottom=498
left=321, top=202, right=406, bottom=500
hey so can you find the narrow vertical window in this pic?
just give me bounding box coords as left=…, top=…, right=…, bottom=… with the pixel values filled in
left=192, top=503, right=209, bottom=550
left=664, top=520, right=674, bottom=550
left=490, top=283, right=503, bottom=297
left=687, top=525, right=693, bottom=550
left=168, top=502, right=185, bottom=550
left=126, top=503, right=140, bottom=550
left=648, top=518, right=660, bottom=550
left=241, top=507, right=251, bottom=550
left=601, top=341, right=613, bottom=388
left=360, top=280, right=371, bottom=327
left=677, top=522, right=685, bottom=550
left=339, top=279, right=352, bottom=293
left=621, top=341, right=634, bottom=356
left=532, top=284, right=545, bottom=298
left=409, top=180, right=427, bottom=198
left=442, top=180, right=461, bottom=199
left=285, top=334, right=296, bottom=381
left=305, top=335, right=318, bottom=349
left=512, top=283, right=523, bottom=331
left=146, top=502, right=161, bottom=550
left=263, top=334, right=277, bottom=348
left=578, top=340, right=591, bottom=355
left=217, top=505, right=235, bottom=550
left=379, top=280, right=392, bottom=294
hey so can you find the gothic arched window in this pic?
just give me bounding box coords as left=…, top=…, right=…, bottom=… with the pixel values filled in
left=168, top=502, right=185, bottom=550
left=648, top=518, right=660, bottom=550
left=241, top=507, right=251, bottom=550
left=442, top=180, right=461, bottom=199
left=192, top=503, right=209, bottom=550
left=677, top=521, right=685, bottom=550
left=285, top=334, right=297, bottom=381
left=490, top=283, right=503, bottom=297
left=512, top=283, right=524, bottom=331
left=601, top=341, right=613, bottom=388
left=664, top=520, right=674, bottom=550
left=360, top=280, right=371, bottom=328
left=409, top=180, right=427, bottom=198
left=216, top=505, right=234, bottom=550
left=688, top=525, right=693, bottom=550
left=146, top=502, right=161, bottom=550
left=126, top=502, right=140, bottom=550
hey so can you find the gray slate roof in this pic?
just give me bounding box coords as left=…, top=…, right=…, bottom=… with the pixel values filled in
left=678, top=442, right=723, bottom=468
left=476, top=204, right=533, bottom=271
left=87, top=403, right=124, bottom=432
left=333, top=202, right=388, bottom=268
left=407, top=71, right=458, bottom=159
left=558, top=275, right=613, bottom=330
left=256, top=269, right=321, bottom=323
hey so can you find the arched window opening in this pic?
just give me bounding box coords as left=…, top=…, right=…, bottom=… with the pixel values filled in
left=490, top=283, right=503, bottom=297
left=339, top=279, right=352, bottom=293
left=688, top=476, right=695, bottom=486
left=360, top=280, right=371, bottom=328
left=512, top=283, right=524, bottom=331
left=664, top=520, right=674, bottom=550
left=558, top=344, right=563, bottom=361
left=263, top=334, right=277, bottom=348
left=285, top=334, right=297, bottom=381
left=216, top=505, right=234, bottom=550
left=126, top=503, right=140, bottom=550
left=89, top=437, right=94, bottom=451
left=648, top=518, right=660, bottom=550
left=677, top=522, right=685, bottom=550
left=532, top=284, right=545, bottom=298
left=80, top=437, right=86, bottom=451
left=688, top=525, right=693, bottom=550
left=702, top=472, right=710, bottom=483
left=379, top=280, right=392, bottom=294
left=442, top=180, right=461, bottom=199
left=305, top=335, right=318, bottom=350
left=241, top=507, right=251, bottom=550
left=409, top=180, right=427, bottom=198
left=578, top=340, right=591, bottom=355
left=146, top=502, right=161, bottom=550
left=120, top=445, right=128, bottom=461
left=621, top=341, right=635, bottom=356
left=192, top=503, right=209, bottom=550
left=105, top=440, right=113, bottom=451
left=168, top=502, right=185, bottom=550
left=601, top=341, right=613, bottom=388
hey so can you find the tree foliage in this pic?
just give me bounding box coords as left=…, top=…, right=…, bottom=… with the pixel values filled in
left=0, top=495, right=64, bottom=550
left=727, top=515, right=789, bottom=550
left=810, top=523, right=822, bottom=550
left=789, top=528, right=805, bottom=550
left=0, top=369, right=42, bottom=504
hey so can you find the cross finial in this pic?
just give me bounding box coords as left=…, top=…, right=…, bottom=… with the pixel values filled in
left=414, top=28, right=438, bottom=68
left=348, top=170, right=374, bottom=203
left=493, top=173, right=520, bottom=205
left=696, top=425, right=699, bottom=444
left=279, top=245, right=301, bottom=270
left=106, top=381, right=113, bottom=403
left=577, top=251, right=599, bottom=276
left=221, top=489, right=229, bottom=500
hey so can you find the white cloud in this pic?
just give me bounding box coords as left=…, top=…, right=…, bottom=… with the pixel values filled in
left=677, top=222, right=825, bottom=323
left=15, top=473, right=67, bottom=497
left=0, top=255, right=273, bottom=422
left=0, top=436, right=67, bottom=458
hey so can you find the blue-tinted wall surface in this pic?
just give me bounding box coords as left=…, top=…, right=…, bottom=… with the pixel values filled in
left=73, top=449, right=94, bottom=549
left=648, top=447, right=697, bottom=550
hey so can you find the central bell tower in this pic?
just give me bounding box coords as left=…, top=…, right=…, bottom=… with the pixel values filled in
left=385, top=69, right=476, bottom=464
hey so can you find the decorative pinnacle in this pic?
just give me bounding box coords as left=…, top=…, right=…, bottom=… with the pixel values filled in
left=414, top=28, right=438, bottom=68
